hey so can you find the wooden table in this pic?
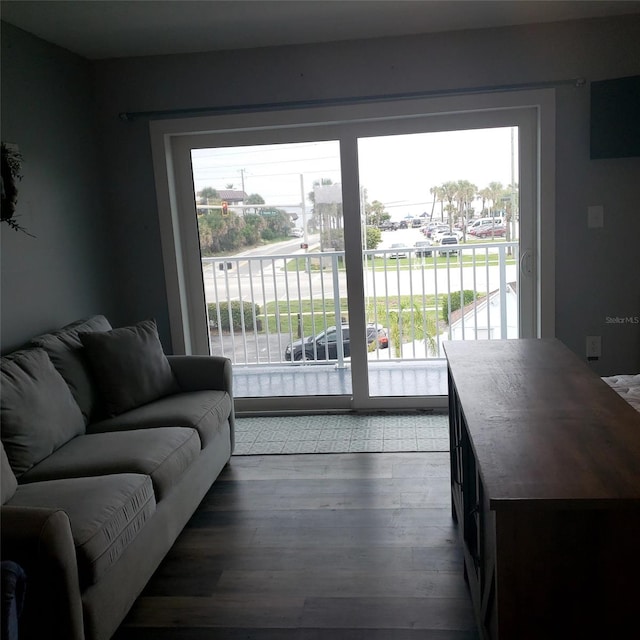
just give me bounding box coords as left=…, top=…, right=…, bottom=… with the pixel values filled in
left=444, top=339, right=640, bottom=640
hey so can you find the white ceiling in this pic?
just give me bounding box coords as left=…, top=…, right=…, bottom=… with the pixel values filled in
left=2, top=0, right=640, bottom=60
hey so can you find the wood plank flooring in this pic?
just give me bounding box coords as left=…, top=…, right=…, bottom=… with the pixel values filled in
left=113, top=453, right=480, bottom=640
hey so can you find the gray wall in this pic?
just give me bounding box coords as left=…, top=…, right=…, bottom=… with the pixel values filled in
left=3, top=15, right=639, bottom=373
left=92, top=14, right=640, bottom=373
left=1, top=23, right=115, bottom=353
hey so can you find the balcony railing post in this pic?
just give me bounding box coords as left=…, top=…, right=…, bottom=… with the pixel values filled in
left=332, top=252, right=346, bottom=369
left=203, top=240, right=518, bottom=367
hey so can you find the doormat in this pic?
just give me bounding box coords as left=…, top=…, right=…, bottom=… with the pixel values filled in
left=233, top=412, right=449, bottom=455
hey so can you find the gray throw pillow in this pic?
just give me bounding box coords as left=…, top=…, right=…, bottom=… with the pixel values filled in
left=79, top=319, right=179, bottom=417
left=32, top=315, right=113, bottom=422
left=0, top=348, right=85, bottom=477
left=1, top=442, right=18, bottom=504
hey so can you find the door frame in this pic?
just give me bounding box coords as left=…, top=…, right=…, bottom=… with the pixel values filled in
left=150, top=89, right=555, bottom=410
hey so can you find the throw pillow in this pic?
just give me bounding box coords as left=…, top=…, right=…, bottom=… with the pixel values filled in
left=1, top=442, right=18, bottom=504
left=0, top=348, right=85, bottom=477
left=31, top=315, right=113, bottom=422
left=79, top=319, right=179, bottom=417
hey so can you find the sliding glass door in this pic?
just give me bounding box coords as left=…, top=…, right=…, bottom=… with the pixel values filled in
left=355, top=127, right=520, bottom=400
left=152, top=91, right=549, bottom=412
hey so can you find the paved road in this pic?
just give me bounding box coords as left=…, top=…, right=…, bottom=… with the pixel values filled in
left=203, top=229, right=517, bottom=306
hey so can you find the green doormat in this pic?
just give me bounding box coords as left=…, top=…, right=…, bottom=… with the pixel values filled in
left=233, top=412, right=449, bottom=455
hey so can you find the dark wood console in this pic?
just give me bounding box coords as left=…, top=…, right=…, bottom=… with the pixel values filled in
left=444, top=339, right=640, bottom=640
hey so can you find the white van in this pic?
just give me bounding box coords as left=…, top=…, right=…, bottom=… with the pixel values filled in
left=467, top=217, right=504, bottom=232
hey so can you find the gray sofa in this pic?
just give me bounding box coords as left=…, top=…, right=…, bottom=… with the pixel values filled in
left=0, top=315, right=235, bottom=640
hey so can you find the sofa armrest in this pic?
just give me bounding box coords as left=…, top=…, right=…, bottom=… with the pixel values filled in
left=167, top=355, right=231, bottom=392
left=167, top=355, right=235, bottom=432
left=1, top=506, right=84, bottom=640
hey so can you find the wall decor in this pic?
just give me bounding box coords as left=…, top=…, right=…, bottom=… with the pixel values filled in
left=1, top=142, right=32, bottom=235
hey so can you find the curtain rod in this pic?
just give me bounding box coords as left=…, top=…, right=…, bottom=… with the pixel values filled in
left=119, top=77, right=586, bottom=122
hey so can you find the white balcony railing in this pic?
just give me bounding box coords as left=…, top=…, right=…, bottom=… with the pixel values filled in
left=203, top=242, right=519, bottom=366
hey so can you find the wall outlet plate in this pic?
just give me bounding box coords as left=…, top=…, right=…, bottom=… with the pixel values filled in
left=587, top=205, right=604, bottom=228
left=586, top=335, right=601, bottom=359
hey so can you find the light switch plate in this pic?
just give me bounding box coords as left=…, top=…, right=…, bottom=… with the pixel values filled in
left=587, top=205, right=604, bottom=228
left=586, top=335, right=601, bottom=359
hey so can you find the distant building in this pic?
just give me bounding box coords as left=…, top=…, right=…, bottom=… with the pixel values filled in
left=217, top=189, right=247, bottom=204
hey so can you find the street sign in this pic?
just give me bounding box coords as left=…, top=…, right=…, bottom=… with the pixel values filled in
left=300, top=243, right=308, bottom=249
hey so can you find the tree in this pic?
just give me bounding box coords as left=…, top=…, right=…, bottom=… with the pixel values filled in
left=376, top=300, right=437, bottom=358
left=486, top=181, right=504, bottom=215
left=197, top=187, right=219, bottom=204
left=242, top=213, right=266, bottom=245
left=455, top=180, right=477, bottom=241
left=309, top=178, right=343, bottom=250
left=365, top=226, right=382, bottom=250
left=429, top=185, right=444, bottom=221
left=477, top=187, right=492, bottom=215
left=440, top=181, right=458, bottom=229
left=245, top=193, right=266, bottom=215
left=365, top=200, right=389, bottom=227
left=503, top=182, right=519, bottom=254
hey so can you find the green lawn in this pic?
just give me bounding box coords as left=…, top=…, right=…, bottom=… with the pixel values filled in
left=286, top=251, right=516, bottom=271
left=262, top=294, right=448, bottom=336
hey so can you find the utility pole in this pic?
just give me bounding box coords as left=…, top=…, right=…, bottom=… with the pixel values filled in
left=300, top=174, right=309, bottom=273
left=299, top=174, right=307, bottom=243
left=240, top=169, right=246, bottom=195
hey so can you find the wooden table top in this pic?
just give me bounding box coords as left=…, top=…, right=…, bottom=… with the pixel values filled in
left=444, top=339, right=640, bottom=509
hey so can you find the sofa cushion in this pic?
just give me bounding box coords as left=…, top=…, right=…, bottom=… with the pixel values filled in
left=20, top=427, right=201, bottom=501
left=88, top=390, right=232, bottom=448
left=79, top=319, right=178, bottom=417
left=1, top=442, right=18, bottom=504
left=0, top=349, right=85, bottom=477
left=6, top=474, right=155, bottom=588
left=31, top=315, right=113, bottom=423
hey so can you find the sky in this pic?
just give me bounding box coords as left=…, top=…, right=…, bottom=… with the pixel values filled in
left=191, top=126, right=517, bottom=221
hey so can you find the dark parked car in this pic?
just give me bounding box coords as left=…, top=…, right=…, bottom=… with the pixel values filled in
left=285, top=324, right=388, bottom=361
left=414, top=240, right=433, bottom=257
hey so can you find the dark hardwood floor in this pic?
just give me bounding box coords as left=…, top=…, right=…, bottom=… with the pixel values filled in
left=113, top=452, right=479, bottom=640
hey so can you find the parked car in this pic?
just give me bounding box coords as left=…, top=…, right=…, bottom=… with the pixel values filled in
left=388, top=243, right=409, bottom=258
left=427, top=225, right=449, bottom=239
left=467, top=216, right=505, bottom=234
left=473, top=224, right=506, bottom=238
left=439, top=233, right=460, bottom=255
left=284, top=324, right=389, bottom=361
left=414, top=240, right=433, bottom=257
left=289, top=227, right=304, bottom=238
left=433, top=228, right=462, bottom=243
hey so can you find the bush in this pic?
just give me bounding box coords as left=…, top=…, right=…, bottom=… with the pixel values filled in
left=365, top=226, right=382, bottom=249
left=209, top=301, right=261, bottom=331
left=442, top=290, right=478, bottom=324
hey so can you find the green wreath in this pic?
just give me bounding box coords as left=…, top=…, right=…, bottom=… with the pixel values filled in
left=1, top=142, right=31, bottom=235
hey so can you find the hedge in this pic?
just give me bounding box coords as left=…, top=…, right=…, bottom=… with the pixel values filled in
left=208, top=301, right=261, bottom=331
left=442, top=290, right=479, bottom=324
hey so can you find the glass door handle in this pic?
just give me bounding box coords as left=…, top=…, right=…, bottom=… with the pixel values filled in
left=520, top=249, right=533, bottom=276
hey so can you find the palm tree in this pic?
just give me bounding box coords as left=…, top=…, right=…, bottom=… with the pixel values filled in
left=504, top=182, right=519, bottom=254
left=440, top=181, right=458, bottom=230
left=375, top=300, right=437, bottom=358
left=309, top=178, right=343, bottom=250
left=455, top=180, right=477, bottom=240
left=429, top=185, right=443, bottom=221
left=477, top=187, right=492, bottom=215
left=486, top=181, right=504, bottom=215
